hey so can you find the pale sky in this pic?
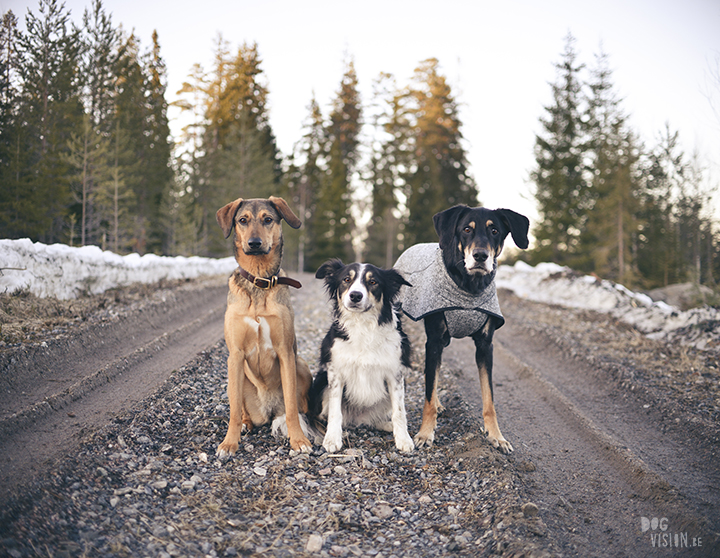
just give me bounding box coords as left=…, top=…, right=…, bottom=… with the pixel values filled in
left=5, top=0, right=720, bottom=226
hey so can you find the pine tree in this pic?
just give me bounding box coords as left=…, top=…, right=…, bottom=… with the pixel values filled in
left=98, top=116, right=135, bottom=252
left=173, top=62, right=212, bottom=254
left=141, top=30, right=173, bottom=253
left=307, top=59, right=361, bottom=270
left=0, top=10, right=24, bottom=237
left=289, top=95, right=326, bottom=271
left=530, top=34, right=588, bottom=266
left=81, top=0, right=118, bottom=133
left=583, top=48, right=641, bottom=284
left=404, top=58, right=478, bottom=247
left=70, top=0, right=124, bottom=248
left=365, top=73, right=412, bottom=267
left=180, top=39, right=280, bottom=256
left=13, top=0, right=84, bottom=242
left=64, top=112, right=110, bottom=246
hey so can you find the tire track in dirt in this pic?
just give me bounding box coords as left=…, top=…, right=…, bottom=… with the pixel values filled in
left=0, top=277, right=229, bottom=502
left=438, top=297, right=720, bottom=557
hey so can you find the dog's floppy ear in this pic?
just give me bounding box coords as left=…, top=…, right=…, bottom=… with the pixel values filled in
left=315, top=258, right=345, bottom=280
left=433, top=204, right=469, bottom=249
left=388, top=269, right=412, bottom=289
left=495, top=209, right=530, bottom=249
left=269, top=196, right=302, bottom=229
left=216, top=198, right=244, bottom=238
left=384, top=269, right=412, bottom=303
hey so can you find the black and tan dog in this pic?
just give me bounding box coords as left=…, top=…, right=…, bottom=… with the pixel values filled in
left=394, top=205, right=529, bottom=453
left=215, top=196, right=313, bottom=456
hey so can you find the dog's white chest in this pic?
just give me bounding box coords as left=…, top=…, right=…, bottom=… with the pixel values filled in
left=330, top=321, right=403, bottom=406
left=242, top=316, right=276, bottom=357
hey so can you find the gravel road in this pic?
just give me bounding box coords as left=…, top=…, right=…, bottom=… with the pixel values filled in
left=1, top=270, right=719, bottom=558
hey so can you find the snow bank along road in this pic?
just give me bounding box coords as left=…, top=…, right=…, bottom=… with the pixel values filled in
left=1, top=272, right=719, bottom=556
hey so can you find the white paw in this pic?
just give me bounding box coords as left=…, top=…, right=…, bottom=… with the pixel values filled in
left=395, top=432, right=415, bottom=453
left=271, top=415, right=288, bottom=439
left=323, top=431, right=343, bottom=454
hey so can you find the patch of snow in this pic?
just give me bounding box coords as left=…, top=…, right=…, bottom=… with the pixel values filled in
left=497, top=261, right=719, bottom=341
left=0, top=238, right=236, bottom=300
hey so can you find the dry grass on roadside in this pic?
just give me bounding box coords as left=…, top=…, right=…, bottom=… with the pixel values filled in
left=0, top=279, right=193, bottom=347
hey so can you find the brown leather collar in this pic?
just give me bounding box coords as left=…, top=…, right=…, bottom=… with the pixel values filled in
left=237, top=267, right=302, bottom=290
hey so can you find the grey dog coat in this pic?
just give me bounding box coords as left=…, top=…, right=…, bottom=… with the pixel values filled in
left=394, top=243, right=504, bottom=338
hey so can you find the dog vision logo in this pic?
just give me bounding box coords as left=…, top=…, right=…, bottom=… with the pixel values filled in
left=641, top=516, right=703, bottom=550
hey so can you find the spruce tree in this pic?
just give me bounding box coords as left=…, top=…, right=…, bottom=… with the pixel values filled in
left=365, top=73, right=412, bottom=267
left=141, top=30, right=173, bottom=253
left=0, top=10, right=23, bottom=238
left=404, top=58, right=478, bottom=247
left=183, top=40, right=280, bottom=256
left=636, top=125, right=686, bottom=287
left=290, top=95, right=326, bottom=271
left=114, top=32, right=148, bottom=252
left=583, top=48, right=641, bottom=284
left=530, top=34, right=588, bottom=266
left=307, top=59, right=361, bottom=270
left=13, top=0, right=83, bottom=242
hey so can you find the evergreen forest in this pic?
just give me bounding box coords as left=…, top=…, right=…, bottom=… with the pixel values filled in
left=1, top=2, right=718, bottom=293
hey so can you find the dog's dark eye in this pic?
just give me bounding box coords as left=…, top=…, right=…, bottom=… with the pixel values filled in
left=463, top=226, right=472, bottom=234
left=490, top=227, right=499, bottom=235
left=368, top=279, right=376, bottom=285
left=238, top=217, right=247, bottom=225
left=264, top=217, right=274, bottom=224
left=343, top=276, right=352, bottom=283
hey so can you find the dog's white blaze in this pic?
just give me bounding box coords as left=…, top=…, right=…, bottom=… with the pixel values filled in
left=341, top=264, right=371, bottom=312
left=242, top=316, right=275, bottom=356
left=258, top=317, right=274, bottom=352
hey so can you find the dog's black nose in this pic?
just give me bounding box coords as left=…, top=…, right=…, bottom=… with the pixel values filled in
left=473, top=249, right=489, bottom=262
left=349, top=291, right=363, bottom=303
left=248, top=238, right=263, bottom=250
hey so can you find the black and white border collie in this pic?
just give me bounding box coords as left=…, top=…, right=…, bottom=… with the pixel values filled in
left=308, top=259, right=415, bottom=454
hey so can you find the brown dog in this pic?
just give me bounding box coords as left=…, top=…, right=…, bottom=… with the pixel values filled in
left=215, top=196, right=313, bottom=456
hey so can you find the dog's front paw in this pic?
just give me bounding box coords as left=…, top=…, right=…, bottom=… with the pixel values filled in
left=290, top=434, right=312, bottom=453
left=323, top=431, right=343, bottom=454
left=487, top=433, right=514, bottom=454
left=216, top=438, right=239, bottom=459
left=395, top=432, right=415, bottom=453
left=413, top=429, right=435, bottom=448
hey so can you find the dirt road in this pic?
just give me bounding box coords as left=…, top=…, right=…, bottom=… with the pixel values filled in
left=1, top=276, right=718, bottom=556
left=0, top=277, right=228, bottom=502
left=441, top=291, right=719, bottom=556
